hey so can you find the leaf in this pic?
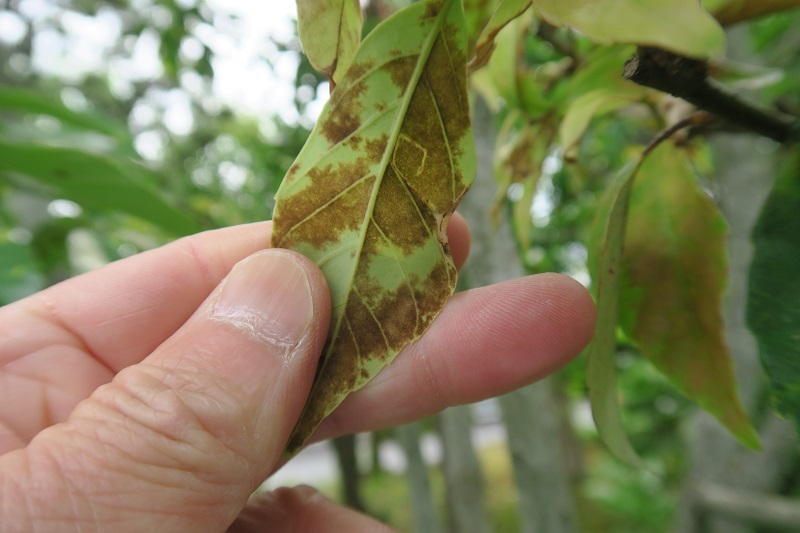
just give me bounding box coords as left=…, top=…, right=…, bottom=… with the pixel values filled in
left=469, top=0, right=532, bottom=71
left=463, top=0, right=503, bottom=56
left=470, top=6, right=533, bottom=110
left=747, top=157, right=800, bottom=434
left=272, top=0, right=475, bottom=455
left=0, top=86, right=125, bottom=139
left=296, top=0, right=364, bottom=87
left=0, top=142, right=201, bottom=236
left=492, top=120, right=548, bottom=225
left=559, top=88, right=644, bottom=161
left=705, top=0, right=800, bottom=26
left=621, top=142, right=759, bottom=449
left=587, top=158, right=644, bottom=467
left=534, top=0, right=726, bottom=59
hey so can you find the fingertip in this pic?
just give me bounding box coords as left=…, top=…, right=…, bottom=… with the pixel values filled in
left=447, top=211, right=471, bottom=270
left=532, top=272, right=597, bottom=359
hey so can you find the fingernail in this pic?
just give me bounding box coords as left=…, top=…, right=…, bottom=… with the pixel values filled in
left=213, top=251, right=314, bottom=348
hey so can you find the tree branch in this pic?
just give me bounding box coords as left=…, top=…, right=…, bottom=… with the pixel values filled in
left=694, top=481, right=800, bottom=531
left=623, top=46, right=798, bottom=144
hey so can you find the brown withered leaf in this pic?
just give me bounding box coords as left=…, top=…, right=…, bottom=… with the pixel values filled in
left=272, top=0, right=476, bottom=455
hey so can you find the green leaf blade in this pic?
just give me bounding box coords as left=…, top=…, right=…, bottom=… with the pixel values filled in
left=0, top=142, right=201, bottom=236
left=534, top=0, right=726, bottom=59
left=747, top=157, right=800, bottom=435
left=273, top=0, right=476, bottom=455
left=587, top=159, right=643, bottom=467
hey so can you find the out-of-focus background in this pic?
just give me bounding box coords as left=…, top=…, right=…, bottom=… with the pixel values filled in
left=2, top=1, right=799, bottom=531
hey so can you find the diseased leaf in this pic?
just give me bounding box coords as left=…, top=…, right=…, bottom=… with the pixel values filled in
left=469, top=0, right=532, bottom=71
left=621, top=142, right=759, bottom=449
left=534, top=0, right=726, bottom=59
left=0, top=142, right=201, bottom=236
left=296, top=0, right=364, bottom=87
left=587, top=158, right=643, bottom=467
left=273, top=0, right=475, bottom=455
left=748, top=157, right=800, bottom=434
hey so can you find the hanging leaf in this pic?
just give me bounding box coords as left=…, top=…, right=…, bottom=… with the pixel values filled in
left=296, top=0, right=364, bottom=87
left=587, top=158, right=643, bottom=467
left=469, top=0, right=532, bottom=71
left=534, top=0, right=726, bottom=59
left=748, top=157, right=800, bottom=434
left=273, top=0, right=475, bottom=455
left=0, top=142, right=201, bottom=236
left=621, top=142, right=759, bottom=450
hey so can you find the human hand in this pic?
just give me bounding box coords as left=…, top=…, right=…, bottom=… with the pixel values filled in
left=0, top=216, right=595, bottom=531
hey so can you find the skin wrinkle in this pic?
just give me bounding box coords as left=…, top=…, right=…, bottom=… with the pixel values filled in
left=34, top=378, right=252, bottom=529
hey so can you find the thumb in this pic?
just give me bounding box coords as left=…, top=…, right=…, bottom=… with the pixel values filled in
left=0, top=250, right=330, bottom=531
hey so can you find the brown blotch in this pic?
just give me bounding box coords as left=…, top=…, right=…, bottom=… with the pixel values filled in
left=365, top=134, right=389, bottom=160
left=286, top=323, right=361, bottom=454
left=275, top=173, right=373, bottom=248
left=273, top=154, right=372, bottom=247
left=347, top=58, right=375, bottom=81
left=423, top=0, right=444, bottom=19
left=321, top=79, right=368, bottom=145
left=371, top=168, right=434, bottom=255
left=385, top=55, right=418, bottom=91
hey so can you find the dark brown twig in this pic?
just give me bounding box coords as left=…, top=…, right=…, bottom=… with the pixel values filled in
left=624, top=47, right=798, bottom=145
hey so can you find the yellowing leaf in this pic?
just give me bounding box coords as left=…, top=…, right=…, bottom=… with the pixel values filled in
left=469, top=0, right=533, bottom=71
left=534, top=0, right=726, bottom=59
left=621, top=142, right=759, bottom=450
left=273, top=0, right=475, bottom=455
left=296, top=0, right=364, bottom=86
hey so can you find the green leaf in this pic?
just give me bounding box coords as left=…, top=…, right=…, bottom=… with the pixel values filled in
left=463, top=0, right=503, bottom=57
left=534, top=0, right=726, bottom=59
left=0, top=142, right=201, bottom=236
left=0, top=86, right=125, bottom=139
left=469, top=0, right=532, bottom=71
left=296, top=0, right=364, bottom=87
left=621, top=142, right=759, bottom=450
left=559, top=88, right=644, bottom=160
left=471, top=6, right=534, bottom=110
left=587, top=158, right=643, bottom=467
left=748, top=157, right=800, bottom=434
left=273, top=0, right=475, bottom=455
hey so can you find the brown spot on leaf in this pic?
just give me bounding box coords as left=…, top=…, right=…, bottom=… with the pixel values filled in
left=321, top=80, right=368, bottom=145
left=273, top=158, right=373, bottom=247
left=385, top=55, right=418, bottom=91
